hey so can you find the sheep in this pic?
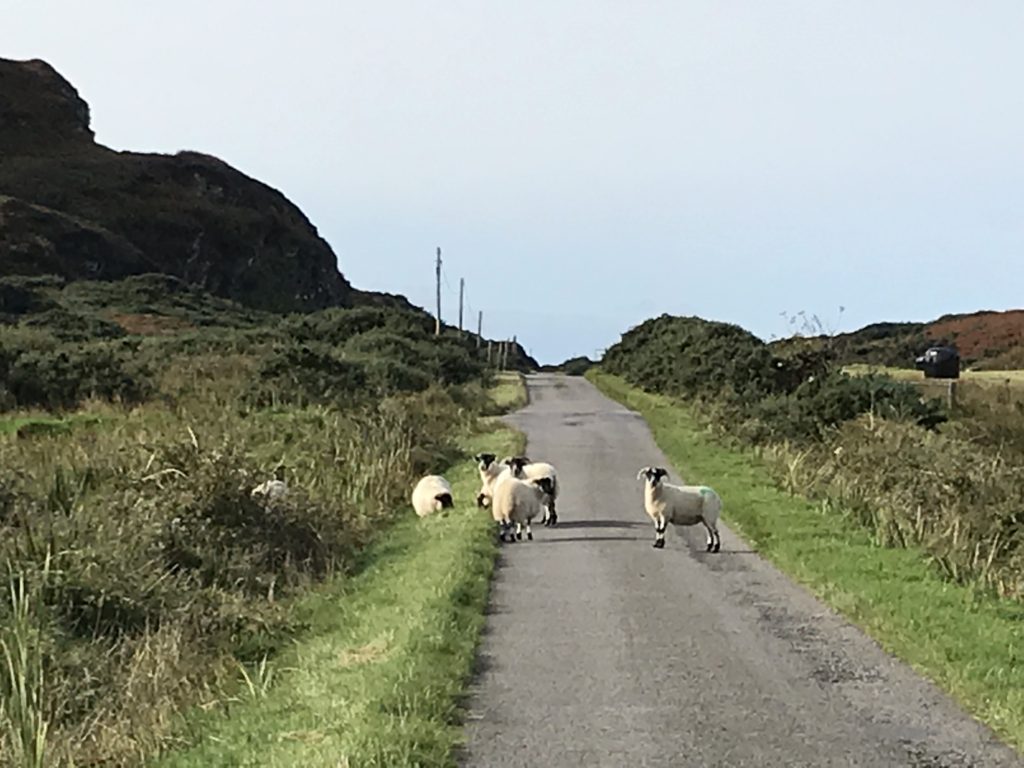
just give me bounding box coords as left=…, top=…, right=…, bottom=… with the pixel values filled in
left=251, top=479, right=288, bottom=502
left=491, top=474, right=555, bottom=542
left=411, top=474, right=454, bottom=518
left=473, top=452, right=507, bottom=508
left=504, top=456, right=559, bottom=526
left=636, top=466, right=722, bottom=552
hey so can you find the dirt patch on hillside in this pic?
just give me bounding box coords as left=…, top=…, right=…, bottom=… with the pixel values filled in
left=112, top=313, right=194, bottom=336
left=927, top=311, right=1024, bottom=360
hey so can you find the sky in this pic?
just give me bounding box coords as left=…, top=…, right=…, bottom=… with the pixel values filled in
left=5, top=1, right=1024, bottom=364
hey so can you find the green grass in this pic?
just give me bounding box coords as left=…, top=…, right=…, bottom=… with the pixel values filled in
left=588, top=369, right=1024, bottom=750
left=0, top=413, right=101, bottom=437
left=844, top=363, right=1024, bottom=384
left=151, top=424, right=522, bottom=767
left=485, top=372, right=527, bottom=413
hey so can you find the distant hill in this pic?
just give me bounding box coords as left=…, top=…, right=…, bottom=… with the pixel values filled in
left=769, top=309, right=1024, bottom=370
left=0, top=57, right=351, bottom=312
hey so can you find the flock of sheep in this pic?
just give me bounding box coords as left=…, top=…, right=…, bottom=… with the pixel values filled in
left=411, top=455, right=723, bottom=552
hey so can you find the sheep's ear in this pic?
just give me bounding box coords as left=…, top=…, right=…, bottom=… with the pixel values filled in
left=636, top=467, right=650, bottom=481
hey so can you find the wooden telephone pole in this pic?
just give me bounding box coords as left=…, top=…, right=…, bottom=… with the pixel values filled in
left=476, top=310, right=483, bottom=348
left=458, top=277, right=465, bottom=332
left=434, top=247, right=442, bottom=335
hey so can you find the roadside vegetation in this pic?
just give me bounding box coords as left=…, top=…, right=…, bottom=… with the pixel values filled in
left=0, top=274, right=527, bottom=767
left=590, top=312, right=1024, bottom=747
left=153, top=423, right=522, bottom=767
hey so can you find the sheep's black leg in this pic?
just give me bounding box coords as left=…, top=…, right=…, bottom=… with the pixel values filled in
left=653, top=518, right=667, bottom=549
left=526, top=521, right=533, bottom=541
left=545, top=500, right=557, bottom=527
left=704, top=523, right=721, bottom=553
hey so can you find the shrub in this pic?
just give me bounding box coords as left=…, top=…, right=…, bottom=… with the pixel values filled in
left=0, top=337, right=153, bottom=410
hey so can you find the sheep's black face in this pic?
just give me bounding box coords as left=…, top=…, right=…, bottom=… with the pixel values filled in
left=533, top=477, right=554, bottom=496
left=639, top=467, right=669, bottom=485
left=436, top=492, right=454, bottom=509
left=475, top=452, right=497, bottom=470
left=505, top=456, right=529, bottom=477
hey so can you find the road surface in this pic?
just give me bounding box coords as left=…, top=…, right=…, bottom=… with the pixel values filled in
left=461, top=374, right=1022, bottom=768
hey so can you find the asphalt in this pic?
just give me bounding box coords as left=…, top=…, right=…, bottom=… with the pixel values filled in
left=460, top=374, right=1024, bottom=768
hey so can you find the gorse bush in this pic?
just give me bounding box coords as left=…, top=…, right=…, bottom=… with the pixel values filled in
left=738, top=372, right=946, bottom=443
left=603, top=314, right=942, bottom=443
left=603, top=314, right=781, bottom=400
left=0, top=332, right=154, bottom=410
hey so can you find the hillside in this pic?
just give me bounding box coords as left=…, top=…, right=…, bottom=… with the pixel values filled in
left=769, top=309, right=1024, bottom=370
left=0, top=57, right=351, bottom=312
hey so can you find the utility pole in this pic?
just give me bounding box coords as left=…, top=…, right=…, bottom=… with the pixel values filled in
left=458, top=277, right=465, bottom=332
left=434, top=247, right=442, bottom=336
left=476, top=310, right=483, bottom=348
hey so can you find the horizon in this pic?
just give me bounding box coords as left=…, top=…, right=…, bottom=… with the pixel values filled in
left=7, top=2, right=1024, bottom=364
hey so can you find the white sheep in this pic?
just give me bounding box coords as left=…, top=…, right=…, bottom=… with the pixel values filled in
left=473, top=452, right=507, bottom=508
left=505, top=456, right=559, bottom=526
left=411, top=474, right=455, bottom=518
left=491, top=474, right=555, bottom=542
left=251, top=479, right=288, bottom=502
left=636, top=466, right=722, bottom=552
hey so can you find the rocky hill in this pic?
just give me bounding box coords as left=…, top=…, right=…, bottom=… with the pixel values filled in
left=0, top=57, right=351, bottom=312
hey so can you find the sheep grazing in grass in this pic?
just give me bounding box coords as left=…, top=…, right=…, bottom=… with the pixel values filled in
left=251, top=479, right=288, bottom=502
left=411, top=474, right=455, bottom=518
left=492, top=474, right=555, bottom=543
left=636, top=466, right=722, bottom=552
left=504, top=456, right=559, bottom=527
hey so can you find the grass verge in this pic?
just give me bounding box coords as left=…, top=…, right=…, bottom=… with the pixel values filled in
left=588, top=369, right=1024, bottom=750
left=151, top=423, right=523, bottom=767
left=485, top=372, right=527, bottom=414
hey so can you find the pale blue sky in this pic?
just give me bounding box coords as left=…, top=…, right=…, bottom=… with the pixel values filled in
left=6, top=1, right=1023, bottom=363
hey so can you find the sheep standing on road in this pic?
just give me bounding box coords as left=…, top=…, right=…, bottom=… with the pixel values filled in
left=411, top=474, right=455, bottom=518
left=505, top=456, right=559, bottom=527
left=636, top=466, right=722, bottom=552
left=492, top=474, right=555, bottom=543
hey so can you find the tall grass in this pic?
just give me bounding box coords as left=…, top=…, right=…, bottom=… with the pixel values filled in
left=0, top=364, right=484, bottom=766
left=0, top=558, right=51, bottom=768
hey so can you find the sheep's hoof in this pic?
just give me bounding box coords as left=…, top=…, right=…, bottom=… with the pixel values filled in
left=546, top=513, right=558, bottom=527
left=527, top=531, right=533, bottom=541
left=515, top=531, right=522, bottom=541
left=713, top=542, right=721, bottom=553
left=652, top=539, right=665, bottom=549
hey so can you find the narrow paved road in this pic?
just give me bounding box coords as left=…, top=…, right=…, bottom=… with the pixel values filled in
left=461, top=374, right=1023, bottom=768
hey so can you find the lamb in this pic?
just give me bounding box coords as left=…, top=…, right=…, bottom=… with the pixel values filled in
left=636, top=466, right=722, bottom=552
left=491, top=473, right=555, bottom=543
left=411, top=474, right=455, bottom=518
left=504, top=456, right=559, bottom=526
